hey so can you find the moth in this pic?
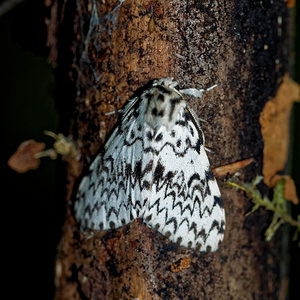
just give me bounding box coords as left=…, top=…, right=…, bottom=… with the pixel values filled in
left=75, top=78, right=225, bottom=252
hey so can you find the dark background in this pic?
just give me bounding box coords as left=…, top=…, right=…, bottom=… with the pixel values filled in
left=0, top=1, right=64, bottom=299
left=0, top=1, right=299, bottom=299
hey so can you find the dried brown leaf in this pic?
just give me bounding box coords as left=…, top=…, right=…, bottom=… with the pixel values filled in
left=259, top=74, right=300, bottom=187
left=7, top=140, right=45, bottom=173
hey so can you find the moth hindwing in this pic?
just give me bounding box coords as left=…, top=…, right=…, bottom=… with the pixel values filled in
left=75, top=78, right=225, bottom=252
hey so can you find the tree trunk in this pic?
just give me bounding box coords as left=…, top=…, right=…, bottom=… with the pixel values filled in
left=50, top=0, right=290, bottom=299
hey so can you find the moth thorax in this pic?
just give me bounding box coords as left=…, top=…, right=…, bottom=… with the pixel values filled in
left=144, top=87, right=185, bottom=131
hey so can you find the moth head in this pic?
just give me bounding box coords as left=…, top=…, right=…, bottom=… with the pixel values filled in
left=142, top=85, right=186, bottom=131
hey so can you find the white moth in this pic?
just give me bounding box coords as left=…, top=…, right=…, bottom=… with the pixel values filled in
left=75, top=78, right=225, bottom=252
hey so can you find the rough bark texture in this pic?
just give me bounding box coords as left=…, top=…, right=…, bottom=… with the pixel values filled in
left=51, top=0, right=290, bottom=299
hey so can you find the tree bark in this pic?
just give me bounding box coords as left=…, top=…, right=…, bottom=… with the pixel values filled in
left=50, top=0, right=290, bottom=299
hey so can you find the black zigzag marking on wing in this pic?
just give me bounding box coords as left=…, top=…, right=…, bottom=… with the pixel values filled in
left=75, top=79, right=225, bottom=252
left=77, top=130, right=222, bottom=230
left=76, top=103, right=224, bottom=250
left=148, top=189, right=219, bottom=231
left=122, top=134, right=203, bottom=157
left=157, top=214, right=224, bottom=247
left=78, top=149, right=219, bottom=229
left=81, top=156, right=154, bottom=220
